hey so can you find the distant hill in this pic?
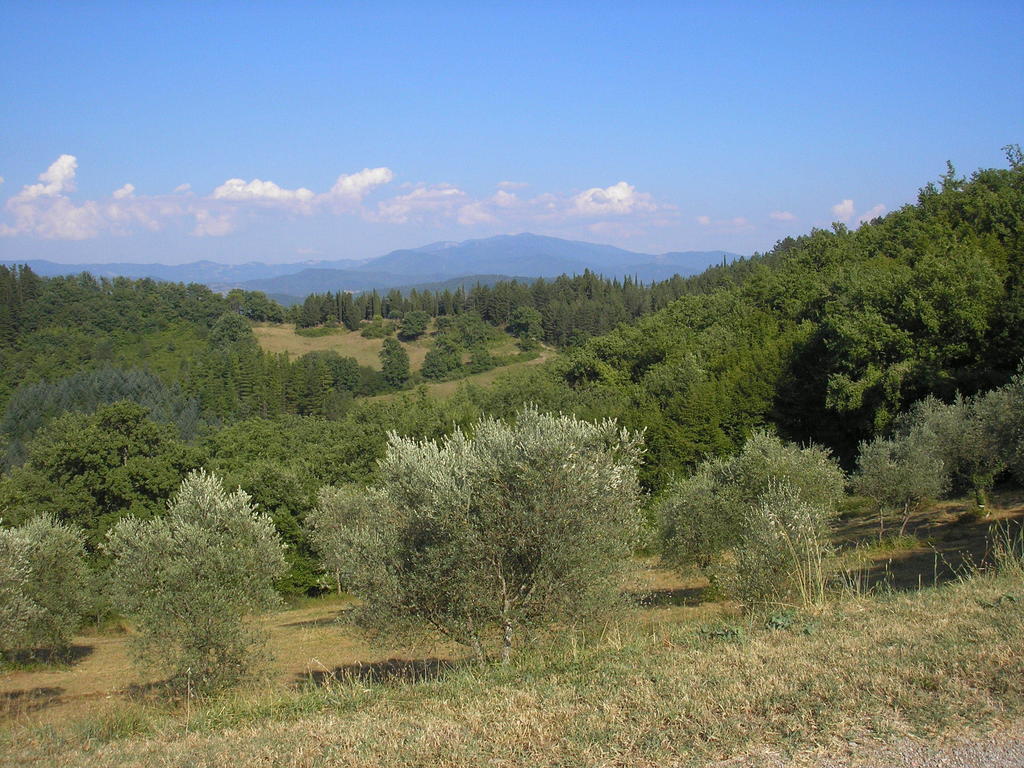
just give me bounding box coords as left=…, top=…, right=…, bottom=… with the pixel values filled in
left=235, top=235, right=741, bottom=296
left=0, top=258, right=339, bottom=285
left=3, top=234, right=743, bottom=298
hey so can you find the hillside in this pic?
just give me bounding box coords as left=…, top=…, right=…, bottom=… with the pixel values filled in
left=2, top=491, right=1022, bottom=767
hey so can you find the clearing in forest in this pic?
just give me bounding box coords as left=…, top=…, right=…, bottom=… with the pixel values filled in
left=252, top=323, right=432, bottom=370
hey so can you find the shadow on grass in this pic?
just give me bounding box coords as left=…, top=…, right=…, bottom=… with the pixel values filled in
left=847, top=511, right=1024, bottom=592
left=281, top=609, right=350, bottom=629
left=297, top=657, right=457, bottom=688
left=0, top=686, right=67, bottom=717
left=4, top=644, right=94, bottom=667
left=627, top=585, right=709, bottom=608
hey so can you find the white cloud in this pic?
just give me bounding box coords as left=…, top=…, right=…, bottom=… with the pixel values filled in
left=571, top=181, right=656, bottom=217
left=457, top=200, right=500, bottom=226
left=492, top=190, right=518, bottom=207
left=831, top=199, right=854, bottom=222
left=2, top=155, right=111, bottom=239
left=770, top=210, right=795, bottom=221
left=327, top=167, right=393, bottom=202
left=2, top=157, right=676, bottom=241
left=373, top=183, right=466, bottom=224
left=0, top=176, right=5, bottom=186
left=192, top=209, right=236, bottom=237
left=857, top=203, right=886, bottom=224
left=694, top=214, right=752, bottom=231
left=212, top=178, right=315, bottom=206
left=18, top=154, right=78, bottom=200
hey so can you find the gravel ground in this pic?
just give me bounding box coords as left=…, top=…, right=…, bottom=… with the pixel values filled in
left=713, top=723, right=1024, bottom=768
left=826, top=731, right=1024, bottom=768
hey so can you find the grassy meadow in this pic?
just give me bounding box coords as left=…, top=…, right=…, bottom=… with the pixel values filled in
left=252, top=321, right=555, bottom=398
left=252, top=323, right=434, bottom=371
left=2, top=492, right=1022, bottom=767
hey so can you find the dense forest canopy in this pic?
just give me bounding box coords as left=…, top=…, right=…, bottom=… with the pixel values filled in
left=0, top=155, right=1021, bottom=593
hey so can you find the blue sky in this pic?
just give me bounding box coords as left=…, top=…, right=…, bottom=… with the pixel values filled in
left=1, top=1, right=1021, bottom=264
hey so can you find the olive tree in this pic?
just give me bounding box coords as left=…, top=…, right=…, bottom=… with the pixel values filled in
left=853, top=432, right=947, bottom=537
left=660, top=431, right=845, bottom=569
left=975, top=370, right=1024, bottom=486
left=892, top=395, right=1002, bottom=511
left=729, top=480, right=835, bottom=608
left=18, top=514, right=92, bottom=652
left=0, top=516, right=91, bottom=660
left=104, top=470, right=286, bottom=691
left=312, top=408, right=643, bottom=661
left=659, top=431, right=844, bottom=609
left=0, top=525, right=37, bottom=658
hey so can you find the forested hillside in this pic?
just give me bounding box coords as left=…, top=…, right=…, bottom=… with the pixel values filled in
left=0, top=156, right=1021, bottom=594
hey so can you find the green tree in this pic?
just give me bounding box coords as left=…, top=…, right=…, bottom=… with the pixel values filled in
left=104, top=470, right=286, bottom=692
left=379, top=338, right=411, bottom=389
left=0, top=526, right=38, bottom=659
left=209, top=312, right=255, bottom=349
left=312, top=408, right=643, bottom=661
left=508, top=305, right=543, bottom=341
left=397, top=310, right=430, bottom=341
left=0, top=402, right=203, bottom=544
left=660, top=430, right=845, bottom=602
left=421, top=336, right=462, bottom=381
left=17, top=515, right=92, bottom=653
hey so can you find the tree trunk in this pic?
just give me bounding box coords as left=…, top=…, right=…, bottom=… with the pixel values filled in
left=975, top=486, right=988, bottom=516
left=898, top=501, right=913, bottom=537
left=502, top=618, right=513, bottom=664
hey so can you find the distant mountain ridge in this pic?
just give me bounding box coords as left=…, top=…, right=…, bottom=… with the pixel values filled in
left=2, top=234, right=743, bottom=299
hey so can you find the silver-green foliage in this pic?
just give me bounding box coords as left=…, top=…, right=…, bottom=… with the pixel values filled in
left=853, top=430, right=947, bottom=534
left=104, top=470, right=287, bottom=691
left=0, top=525, right=38, bottom=656
left=977, top=369, right=1024, bottom=485
left=312, top=408, right=644, bottom=660
left=890, top=394, right=1002, bottom=505
left=0, top=515, right=91, bottom=658
left=660, top=430, right=845, bottom=580
left=725, top=481, right=834, bottom=608
left=18, top=514, right=92, bottom=651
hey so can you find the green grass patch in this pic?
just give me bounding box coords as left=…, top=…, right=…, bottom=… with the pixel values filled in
left=294, top=325, right=343, bottom=338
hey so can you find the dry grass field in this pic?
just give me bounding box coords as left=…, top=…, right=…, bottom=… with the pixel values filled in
left=251, top=324, right=550, bottom=395
left=2, top=495, right=1022, bottom=767
left=252, top=324, right=433, bottom=370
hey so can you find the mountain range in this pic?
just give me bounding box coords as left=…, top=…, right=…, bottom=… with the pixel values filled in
left=2, top=233, right=742, bottom=300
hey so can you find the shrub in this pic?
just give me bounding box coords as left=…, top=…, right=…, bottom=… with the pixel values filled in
left=312, top=408, right=643, bottom=661
left=725, top=481, right=834, bottom=609
left=853, top=431, right=947, bottom=536
left=360, top=320, right=394, bottom=339
left=18, top=514, right=92, bottom=652
left=660, top=430, right=844, bottom=574
left=0, top=526, right=38, bottom=658
left=104, top=470, right=286, bottom=692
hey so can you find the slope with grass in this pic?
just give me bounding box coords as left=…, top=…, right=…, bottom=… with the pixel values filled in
left=252, top=323, right=432, bottom=371
left=2, top=495, right=1022, bottom=768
